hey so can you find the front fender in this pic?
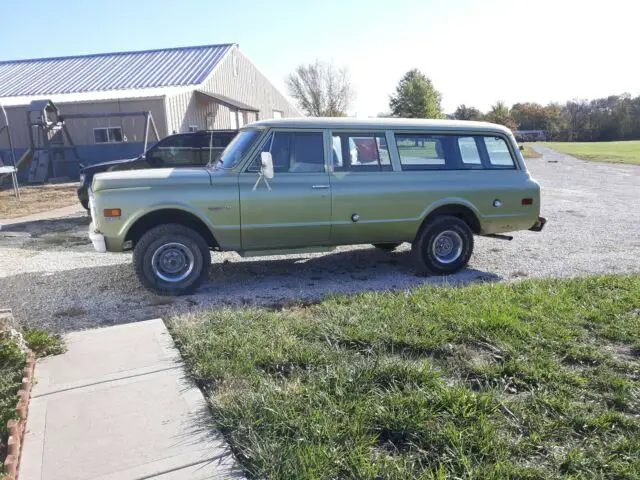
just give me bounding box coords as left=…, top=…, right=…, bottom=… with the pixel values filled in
left=118, top=202, right=216, bottom=240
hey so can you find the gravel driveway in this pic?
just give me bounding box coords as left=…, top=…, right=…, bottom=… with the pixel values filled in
left=1, top=145, right=639, bottom=332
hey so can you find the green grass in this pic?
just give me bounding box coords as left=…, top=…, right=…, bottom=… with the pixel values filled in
left=521, top=144, right=541, bottom=159
left=543, top=141, right=640, bottom=165
left=170, top=275, right=640, bottom=479
left=1, top=329, right=64, bottom=472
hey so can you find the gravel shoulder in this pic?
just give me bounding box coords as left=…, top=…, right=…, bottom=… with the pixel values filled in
left=1, top=146, right=638, bottom=332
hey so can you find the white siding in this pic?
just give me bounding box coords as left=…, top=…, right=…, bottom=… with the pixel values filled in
left=160, top=46, right=301, bottom=134
left=200, top=47, right=299, bottom=122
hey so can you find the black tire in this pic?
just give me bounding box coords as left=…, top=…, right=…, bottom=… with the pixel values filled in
left=412, top=215, right=474, bottom=275
left=373, top=243, right=401, bottom=252
left=133, top=224, right=210, bottom=296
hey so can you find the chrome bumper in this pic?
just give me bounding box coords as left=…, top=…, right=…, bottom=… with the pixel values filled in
left=89, top=222, right=107, bottom=253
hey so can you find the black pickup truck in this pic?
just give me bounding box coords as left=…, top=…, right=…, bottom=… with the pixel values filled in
left=77, top=130, right=237, bottom=209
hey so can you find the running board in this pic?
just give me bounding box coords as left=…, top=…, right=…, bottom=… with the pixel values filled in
left=483, top=234, right=513, bottom=241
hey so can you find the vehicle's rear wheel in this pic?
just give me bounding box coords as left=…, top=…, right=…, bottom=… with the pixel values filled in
left=133, top=224, right=210, bottom=296
left=412, top=215, right=473, bottom=275
left=373, top=243, right=401, bottom=252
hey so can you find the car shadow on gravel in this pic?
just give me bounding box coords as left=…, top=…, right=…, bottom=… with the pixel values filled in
left=0, top=215, right=92, bottom=251
left=1, top=247, right=501, bottom=332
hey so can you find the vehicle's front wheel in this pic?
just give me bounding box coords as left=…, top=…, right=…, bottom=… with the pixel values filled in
left=412, top=215, right=474, bottom=275
left=133, top=224, right=210, bottom=296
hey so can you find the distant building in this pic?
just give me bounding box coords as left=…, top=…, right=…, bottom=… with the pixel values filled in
left=515, top=130, right=546, bottom=142
left=0, top=44, right=299, bottom=179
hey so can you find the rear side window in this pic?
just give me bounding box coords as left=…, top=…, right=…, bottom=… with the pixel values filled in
left=395, top=134, right=449, bottom=170
left=458, top=137, right=482, bottom=165
left=484, top=137, right=515, bottom=167
left=332, top=133, right=391, bottom=172
left=395, top=133, right=516, bottom=170
left=147, top=134, right=201, bottom=167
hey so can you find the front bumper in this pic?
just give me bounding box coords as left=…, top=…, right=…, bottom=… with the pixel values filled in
left=88, top=222, right=107, bottom=253
left=529, top=216, right=547, bottom=232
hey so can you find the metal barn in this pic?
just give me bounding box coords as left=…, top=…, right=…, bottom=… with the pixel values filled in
left=0, top=43, right=299, bottom=181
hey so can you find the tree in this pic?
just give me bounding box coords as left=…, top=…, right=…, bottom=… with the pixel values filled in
left=453, top=104, right=484, bottom=121
left=485, top=101, right=518, bottom=131
left=286, top=61, right=354, bottom=117
left=389, top=69, right=442, bottom=118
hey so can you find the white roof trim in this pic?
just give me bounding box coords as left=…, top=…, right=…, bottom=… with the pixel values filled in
left=0, top=85, right=194, bottom=107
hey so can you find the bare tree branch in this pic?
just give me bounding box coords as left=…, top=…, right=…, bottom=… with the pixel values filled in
left=286, top=61, right=354, bottom=117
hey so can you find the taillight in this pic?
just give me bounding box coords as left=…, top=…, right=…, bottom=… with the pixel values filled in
left=521, top=198, right=533, bottom=206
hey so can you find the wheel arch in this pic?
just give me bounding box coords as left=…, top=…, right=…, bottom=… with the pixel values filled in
left=416, top=201, right=481, bottom=240
left=124, top=208, right=218, bottom=249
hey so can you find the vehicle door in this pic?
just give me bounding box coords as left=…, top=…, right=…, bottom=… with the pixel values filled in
left=145, top=134, right=200, bottom=167
left=329, top=130, right=403, bottom=245
left=238, top=130, right=331, bottom=250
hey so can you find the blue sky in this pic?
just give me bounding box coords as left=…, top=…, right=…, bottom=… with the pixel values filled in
left=1, top=0, right=638, bottom=115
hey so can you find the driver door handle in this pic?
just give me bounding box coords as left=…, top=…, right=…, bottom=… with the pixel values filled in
left=312, top=185, right=330, bottom=189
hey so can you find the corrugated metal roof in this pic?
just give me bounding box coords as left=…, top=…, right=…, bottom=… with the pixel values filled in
left=0, top=44, right=234, bottom=98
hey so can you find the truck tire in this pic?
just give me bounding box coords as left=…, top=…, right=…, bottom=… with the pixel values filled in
left=373, top=243, right=401, bottom=252
left=133, top=224, right=210, bottom=296
left=412, top=215, right=474, bottom=275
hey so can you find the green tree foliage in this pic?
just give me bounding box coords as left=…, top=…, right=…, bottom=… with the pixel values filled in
left=389, top=69, right=443, bottom=118
left=453, top=104, right=484, bottom=121
left=485, top=101, right=518, bottom=132
left=453, top=94, right=640, bottom=141
left=286, top=61, right=354, bottom=117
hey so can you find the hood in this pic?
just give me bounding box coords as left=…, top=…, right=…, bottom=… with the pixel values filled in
left=81, top=157, right=139, bottom=174
left=91, top=167, right=211, bottom=192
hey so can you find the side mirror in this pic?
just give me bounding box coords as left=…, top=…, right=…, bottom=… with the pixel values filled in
left=260, top=152, right=274, bottom=179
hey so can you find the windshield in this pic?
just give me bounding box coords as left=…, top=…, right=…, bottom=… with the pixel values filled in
left=212, top=128, right=262, bottom=169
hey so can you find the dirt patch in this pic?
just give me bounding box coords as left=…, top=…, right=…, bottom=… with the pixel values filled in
left=0, top=184, right=79, bottom=220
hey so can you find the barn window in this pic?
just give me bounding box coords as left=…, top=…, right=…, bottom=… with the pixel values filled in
left=94, top=127, right=123, bottom=144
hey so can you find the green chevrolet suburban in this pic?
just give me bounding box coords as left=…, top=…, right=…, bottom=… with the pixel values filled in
left=88, top=118, right=545, bottom=295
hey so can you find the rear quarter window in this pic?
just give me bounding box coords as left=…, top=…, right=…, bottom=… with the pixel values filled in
left=483, top=136, right=515, bottom=167
left=394, top=133, right=517, bottom=170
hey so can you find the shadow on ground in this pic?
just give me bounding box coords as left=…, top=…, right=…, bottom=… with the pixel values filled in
left=0, top=215, right=91, bottom=251
left=1, top=246, right=501, bottom=332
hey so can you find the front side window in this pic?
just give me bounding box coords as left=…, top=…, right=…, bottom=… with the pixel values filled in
left=332, top=133, right=391, bottom=172
left=94, top=127, right=123, bottom=144
left=248, top=131, right=325, bottom=173
left=217, top=128, right=262, bottom=169
left=146, top=134, right=200, bottom=166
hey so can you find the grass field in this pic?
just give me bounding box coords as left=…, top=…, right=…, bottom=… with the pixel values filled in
left=0, top=330, right=64, bottom=472
left=543, top=141, right=640, bottom=165
left=521, top=144, right=541, bottom=159
left=0, top=184, right=78, bottom=220
left=170, top=275, right=640, bottom=479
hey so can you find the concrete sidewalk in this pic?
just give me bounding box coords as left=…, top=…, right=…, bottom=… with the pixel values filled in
left=21, top=319, right=243, bottom=480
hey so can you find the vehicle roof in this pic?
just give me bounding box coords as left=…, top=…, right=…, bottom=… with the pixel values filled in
left=248, top=117, right=512, bottom=134
left=169, top=130, right=237, bottom=136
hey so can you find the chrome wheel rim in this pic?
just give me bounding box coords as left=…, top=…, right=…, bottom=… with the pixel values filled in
left=431, top=230, right=463, bottom=264
left=151, top=242, right=195, bottom=283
